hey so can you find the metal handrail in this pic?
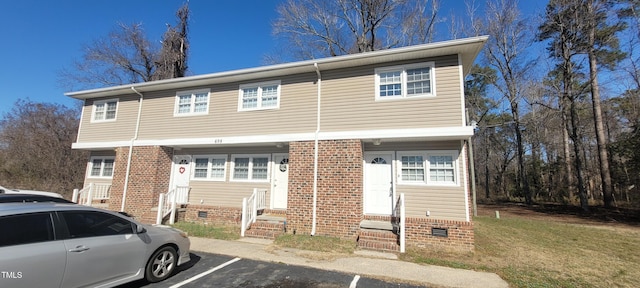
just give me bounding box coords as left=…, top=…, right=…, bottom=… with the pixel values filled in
left=393, top=193, right=406, bottom=253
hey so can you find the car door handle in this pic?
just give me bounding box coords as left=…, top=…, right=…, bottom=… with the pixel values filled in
left=69, top=246, right=90, bottom=253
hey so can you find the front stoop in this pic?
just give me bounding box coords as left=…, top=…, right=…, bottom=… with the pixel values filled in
left=244, top=215, right=286, bottom=240
left=357, top=220, right=400, bottom=252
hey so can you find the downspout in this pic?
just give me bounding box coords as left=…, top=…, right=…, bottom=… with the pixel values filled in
left=311, top=63, right=321, bottom=236
left=121, top=87, right=144, bottom=212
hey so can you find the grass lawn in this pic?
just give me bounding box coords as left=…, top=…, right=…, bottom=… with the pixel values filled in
left=174, top=207, right=640, bottom=288
left=401, top=215, right=640, bottom=288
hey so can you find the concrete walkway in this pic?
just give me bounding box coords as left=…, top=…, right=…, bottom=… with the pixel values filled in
left=189, top=237, right=509, bottom=288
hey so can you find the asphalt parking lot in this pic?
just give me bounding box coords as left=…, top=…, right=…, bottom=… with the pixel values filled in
left=118, top=251, right=427, bottom=288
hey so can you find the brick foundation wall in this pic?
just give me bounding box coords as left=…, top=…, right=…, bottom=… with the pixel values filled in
left=181, top=204, right=242, bottom=225
left=362, top=215, right=474, bottom=251
left=109, top=146, right=173, bottom=223
left=405, top=218, right=474, bottom=252
left=287, top=140, right=363, bottom=239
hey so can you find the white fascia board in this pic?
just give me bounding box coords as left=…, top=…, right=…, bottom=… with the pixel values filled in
left=72, top=141, right=132, bottom=150
left=71, top=126, right=473, bottom=150
left=318, top=126, right=474, bottom=141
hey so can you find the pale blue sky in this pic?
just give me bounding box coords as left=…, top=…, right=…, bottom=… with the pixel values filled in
left=0, top=0, right=547, bottom=115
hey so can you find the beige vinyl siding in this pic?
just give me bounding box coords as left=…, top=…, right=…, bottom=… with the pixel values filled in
left=176, top=147, right=283, bottom=207
left=366, top=140, right=468, bottom=221
left=136, top=73, right=318, bottom=140
left=188, top=181, right=270, bottom=208
left=76, top=55, right=464, bottom=144
left=77, top=95, right=140, bottom=142
left=320, top=55, right=463, bottom=132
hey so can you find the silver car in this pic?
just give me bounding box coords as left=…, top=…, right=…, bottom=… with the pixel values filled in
left=0, top=203, right=191, bottom=287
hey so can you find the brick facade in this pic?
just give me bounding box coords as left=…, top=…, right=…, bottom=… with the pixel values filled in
left=287, top=139, right=363, bottom=239
left=109, top=146, right=173, bottom=223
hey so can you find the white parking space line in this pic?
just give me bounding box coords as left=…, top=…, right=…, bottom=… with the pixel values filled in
left=349, top=275, right=361, bottom=288
left=168, top=257, right=242, bottom=288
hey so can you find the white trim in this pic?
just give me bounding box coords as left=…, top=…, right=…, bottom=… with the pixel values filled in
left=238, top=80, right=281, bottom=111
left=71, top=126, right=474, bottom=149
left=396, top=150, right=460, bottom=187
left=173, top=89, right=210, bottom=116
left=90, top=98, right=118, bottom=123
left=461, top=140, right=470, bottom=222
left=230, top=154, right=271, bottom=182
left=458, top=54, right=467, bottom=126
left=375, top=62, right=435, bottom=101
left=77, top=99, right=86, bottom=142
left=86, top=156, right=115, bottom=179
left=191, top=154, right=227, bottom=181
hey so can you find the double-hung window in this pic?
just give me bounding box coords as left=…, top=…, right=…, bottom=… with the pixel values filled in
left=231, top=154, right=270, bottom=181
left=192, top=155, right=227, bottom=181
left=398, top=151, right=458, bottom=186
left=92, top=99, right=118, bottom=122
left=375, top=62, right=435, bottom=100
left=88, top=157, right=115, bottom=178
left=174, top=89, right=210, bottom=116
left=238, top=81, right=280, bottom=111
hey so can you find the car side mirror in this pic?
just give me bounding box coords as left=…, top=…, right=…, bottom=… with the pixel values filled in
left=136, top=225, right=147, bottom=234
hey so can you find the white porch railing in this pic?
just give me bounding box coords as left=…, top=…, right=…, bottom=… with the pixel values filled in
left=392, top=193, right=406, bottom=253
left=72, top=183, right=112, bottom=206
left=241, top=188, right=268, bottom=237
left=156, top=186, right=190, bottom=225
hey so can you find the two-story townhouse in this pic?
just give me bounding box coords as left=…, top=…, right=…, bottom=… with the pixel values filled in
left=67, top=36, right=488, bottom=252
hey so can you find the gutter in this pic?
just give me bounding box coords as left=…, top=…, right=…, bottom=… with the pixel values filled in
left=311, top=63, right=321, bottom=236
left=121, top=87, right=144, bottom=212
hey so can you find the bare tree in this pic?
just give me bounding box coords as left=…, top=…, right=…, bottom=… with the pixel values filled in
left=480, top=0, right=534, bottom=205
left=272, top=0, right=440, bottom=59
left=153, top=3, right=190, bottom=80
left=60, top=3, right=190, bottom=90
left=0, top=100, right=88, bottom=198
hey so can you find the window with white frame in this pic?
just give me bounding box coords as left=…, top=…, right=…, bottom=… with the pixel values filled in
left=174, top=89, right=210, bottom=116
left=375, top=62, right=435, bottom=100
left=192, top=155, right=227, bottom=181
left=92, top=99, right=118, bottom=122
left=231, top=154, right=270, bottom=181
left=238, top=81, right=280, bottom=111
left=398, top=151, right=458, bottom=185
left=88, top=157, right=115, bottom=178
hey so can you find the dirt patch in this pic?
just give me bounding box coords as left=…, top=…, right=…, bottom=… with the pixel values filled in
left=477, top=202, right=640, bottom=230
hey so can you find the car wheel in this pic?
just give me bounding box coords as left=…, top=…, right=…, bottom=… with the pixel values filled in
left=145, top=246, right=177, bottom=282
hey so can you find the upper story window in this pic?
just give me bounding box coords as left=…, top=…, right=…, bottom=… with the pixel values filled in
left=174, top=89, right=210, bottom=116
left=238, top=81, right=280, bottom=111
left=88, top=157, right=115, bottom=178
left=92, top=99, right=118, bottom=122
left=398, top=150, right=458, bottom=186
left=375, top=62, right=435, bottom=100
left=230, top=154, right=270, bottom=182
left=192, top=155, right=227, bottom=181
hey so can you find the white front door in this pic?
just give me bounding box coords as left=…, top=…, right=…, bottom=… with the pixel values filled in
left=169, top=155, right=191, bottom=204
left=272, top=154, right=289, bottom=209
left=364, top=153, right=393, bottom=215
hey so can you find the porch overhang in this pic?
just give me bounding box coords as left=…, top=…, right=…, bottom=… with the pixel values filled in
left=71, top=126, right=474, bottom=150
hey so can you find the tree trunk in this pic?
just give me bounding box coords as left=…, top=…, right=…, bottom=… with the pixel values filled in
left=587, top=17, right=614, bottom=207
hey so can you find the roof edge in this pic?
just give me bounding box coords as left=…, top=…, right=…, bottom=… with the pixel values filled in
left=66, top=36, right=488, bottom=99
